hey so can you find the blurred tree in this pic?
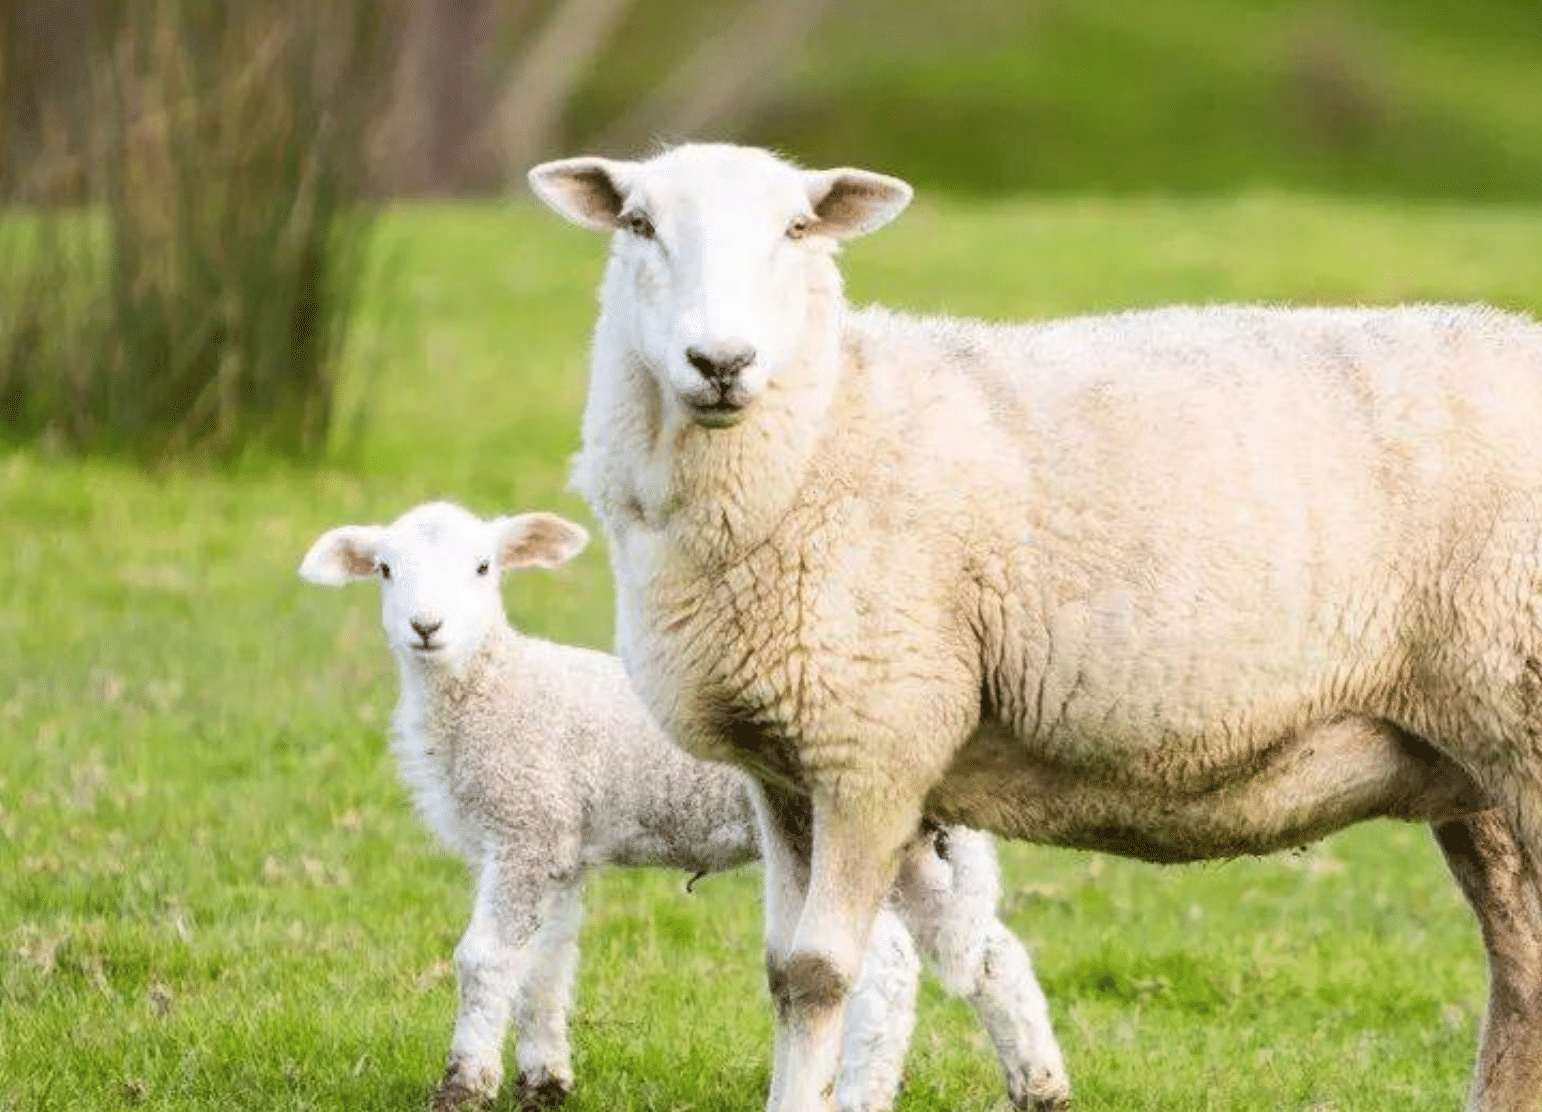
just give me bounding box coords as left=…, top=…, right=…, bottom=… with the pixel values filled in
left=373, top=0, right=510, bottom=195
left=492, top=0, right=635, bottom=180
left=593, top=0, right=835, bottom=154
left=0, top=0, right=389, bottom=461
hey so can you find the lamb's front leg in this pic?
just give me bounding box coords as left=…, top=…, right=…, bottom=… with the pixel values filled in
left=511, top=879, right=584, bottom=1109
left=765, top=783, right=923, bottom=1112
left=433, top=853, right=577, bottom=1111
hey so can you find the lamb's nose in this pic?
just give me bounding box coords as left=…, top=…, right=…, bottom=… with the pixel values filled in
left=410, top=617, right=442, bottom=640
left=685, top=342, right=756, bottom=387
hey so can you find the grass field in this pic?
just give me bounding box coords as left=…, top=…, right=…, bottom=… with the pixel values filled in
left=8, top=192, right=1542, bottom=1111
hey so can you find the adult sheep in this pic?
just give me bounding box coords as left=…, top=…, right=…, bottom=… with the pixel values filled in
left=528, top=142, right=1538, bottom=1112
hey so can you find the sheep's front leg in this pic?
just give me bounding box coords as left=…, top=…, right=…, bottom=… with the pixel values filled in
left=766, top=785, right=922, bottom=1112
left=891, top=828, right=1069, bottom=1111
left=748, top=782, right=815, bottom=1112
left=1435, top=810, right=1542, bottom=1112
left=433, top=855, right=577, bottom=1112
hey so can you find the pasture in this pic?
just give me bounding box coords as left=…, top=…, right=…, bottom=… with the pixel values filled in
left=6, top=192, right=1542, bottom=1110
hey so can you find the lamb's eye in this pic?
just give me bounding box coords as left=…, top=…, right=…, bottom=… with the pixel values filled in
left=786, top=215, right=812, bottom=240
left=379, top=562, right=391, bottom=580
left=476, top=560, right=491, bottom=576
left=621, top=211, right=655, bottom=239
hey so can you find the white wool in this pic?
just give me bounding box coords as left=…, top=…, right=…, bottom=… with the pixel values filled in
left=533, top=140, right=1542, bottom=1112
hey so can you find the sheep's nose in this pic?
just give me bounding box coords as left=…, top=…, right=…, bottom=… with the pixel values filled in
left=686, top=342, right=756, bottom=387
left=410, top=617, right=442, bottom=640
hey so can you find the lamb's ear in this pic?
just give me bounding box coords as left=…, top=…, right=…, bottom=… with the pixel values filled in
left=803, top=168, right=913, bottom=240
left=495, top=513, right=590, bottom=570
left=527, top=157, right=636, bottom=231
left=299, top=525, right=383, bottom=586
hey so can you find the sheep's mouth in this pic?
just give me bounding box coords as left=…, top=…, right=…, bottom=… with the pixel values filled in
left=411, top=641, right=444, bottom=655
left=686, top=398, right=748, bottom=428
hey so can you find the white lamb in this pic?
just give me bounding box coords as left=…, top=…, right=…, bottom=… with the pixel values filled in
left=529, top=141, right=1540, bottom=1112
left=298, top=500, right=1069, bottom=1112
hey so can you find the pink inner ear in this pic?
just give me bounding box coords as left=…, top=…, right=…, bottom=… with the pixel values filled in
left=810, top=170, right=910, bottom=238
left=340, top=542, right=376, bottom=577
left=501, top=515, right=583, bottom=568
left=568, top=165, right=624, bottom=221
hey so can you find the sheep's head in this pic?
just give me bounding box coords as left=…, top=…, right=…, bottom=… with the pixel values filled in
left=528, top=143, right=911, bottom=429
left=299, top=502, right=589, bottom=671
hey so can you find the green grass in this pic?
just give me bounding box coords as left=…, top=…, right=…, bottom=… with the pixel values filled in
left=7, top=192, right=1542, bottom=1111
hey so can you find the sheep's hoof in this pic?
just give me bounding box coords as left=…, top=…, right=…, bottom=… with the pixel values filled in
left=513, top=1073, right=573, bottom=1111
left=430, top=1062, right=498, bottom=1112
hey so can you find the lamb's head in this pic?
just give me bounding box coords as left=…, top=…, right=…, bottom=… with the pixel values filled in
left=528, top=143, right=911, bottom=429
left=299, top=502, right=589, bottom=672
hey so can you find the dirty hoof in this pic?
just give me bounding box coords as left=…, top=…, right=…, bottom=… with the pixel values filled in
left=513, top=1073, right=573, bottom=1111
left=430, top=1062, right=498, bottom=1111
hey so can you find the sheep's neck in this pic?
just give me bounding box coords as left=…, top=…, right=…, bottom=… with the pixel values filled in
left=582, top=280, right=846, bottom=565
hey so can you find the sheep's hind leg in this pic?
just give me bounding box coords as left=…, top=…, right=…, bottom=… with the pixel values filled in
left=432, top=856, right=576, bottom=1112
left=891, top=827, right=1070, bottom=1111
left=1434, top=809, right=1542, bottom=1112
left=766, top=786, right=923, bottom=1112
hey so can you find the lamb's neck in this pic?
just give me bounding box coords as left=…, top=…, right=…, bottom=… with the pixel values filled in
left=579, top=293, right=846, bottom=564
left=392, top=626, right=521, bottom=754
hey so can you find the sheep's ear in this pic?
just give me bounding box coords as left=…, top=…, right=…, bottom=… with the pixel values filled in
left=299, top=525, right=383, bottom=586
left=495, top=512, right=589, bottom=570
left=527, top=157, right=636, bottom=231
left=803, top=168, right=913, bottom=240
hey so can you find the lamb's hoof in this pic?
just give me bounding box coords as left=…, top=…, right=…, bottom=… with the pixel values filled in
left=1010, top=1065, right=1071, bottom=1112
left=513, top=1073, right=573, bottom=1111
left=430, top=1062, right=499, bottom=1111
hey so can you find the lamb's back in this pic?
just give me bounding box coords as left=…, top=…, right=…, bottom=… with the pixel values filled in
left=451, top=634, right=759, bottom=875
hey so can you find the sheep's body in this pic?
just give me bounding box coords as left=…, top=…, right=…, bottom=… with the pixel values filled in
left=301, top=501, right=1070, bottom=1112
left=594, top=303, right=1514, bottom=855
left=531, top=142, right=1542, bottom=1112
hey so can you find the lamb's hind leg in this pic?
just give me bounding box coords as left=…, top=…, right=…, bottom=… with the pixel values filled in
left=1434, top=809, right=1542, bottom=1112
left=891, top=827, right=1070, bottom=1111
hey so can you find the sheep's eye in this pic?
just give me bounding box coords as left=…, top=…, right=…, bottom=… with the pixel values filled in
left=621, top=211, right=655, bottom=239
left=378, top=562, right=391, bottom=580
left=476, top=560, right=491, bottom=577
left=786, top=215, right=813, bottom=240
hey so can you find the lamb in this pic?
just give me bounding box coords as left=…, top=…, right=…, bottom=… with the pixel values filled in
left=528, top=141, right=1542, bottom=1112
left=298, top=500, right=1070, bottom=1112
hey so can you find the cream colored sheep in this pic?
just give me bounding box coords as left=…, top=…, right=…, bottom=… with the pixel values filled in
left=299, top=500, right=1069, bottom=1112
left=529, top=141, right=1539, bottom=1112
